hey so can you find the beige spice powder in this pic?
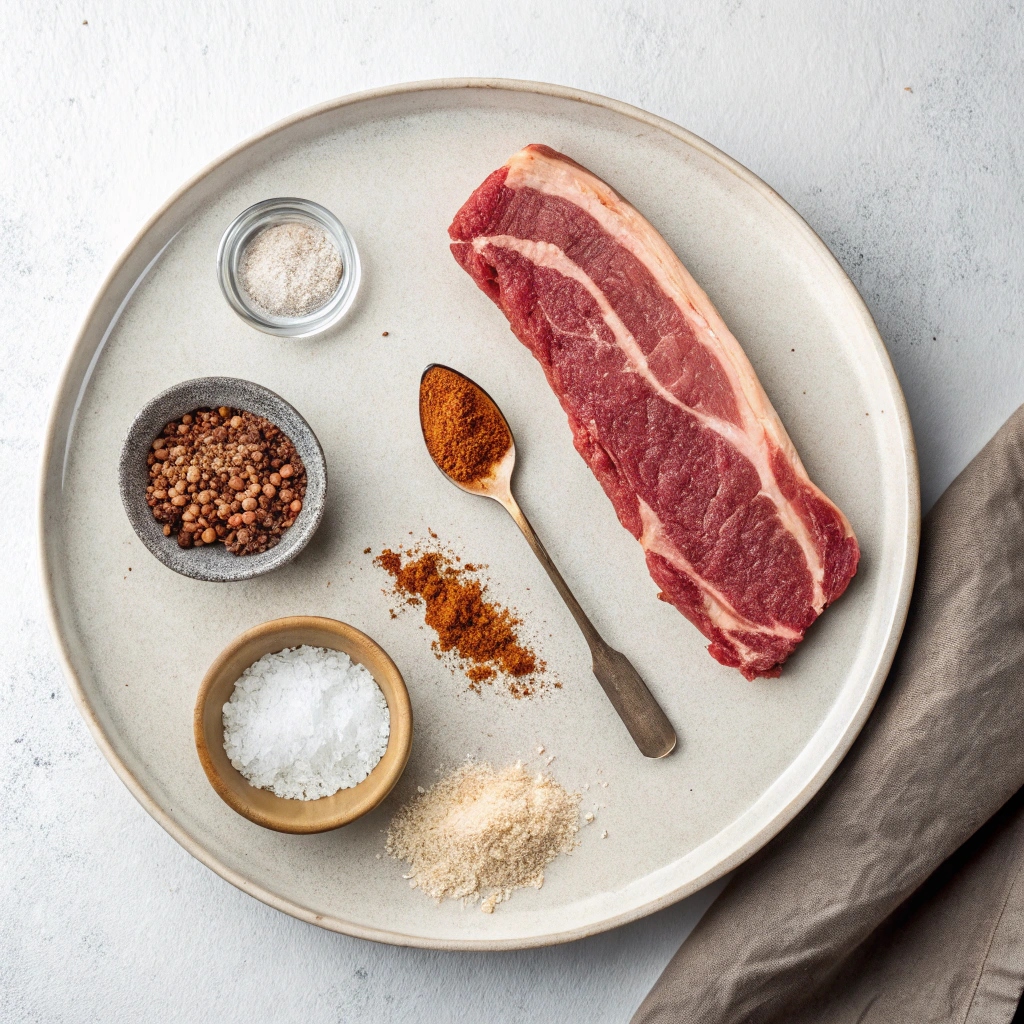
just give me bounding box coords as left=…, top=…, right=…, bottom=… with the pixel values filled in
left=386, top=762, right=580, bottom=913
left=239, top=220, right=342, bottom=318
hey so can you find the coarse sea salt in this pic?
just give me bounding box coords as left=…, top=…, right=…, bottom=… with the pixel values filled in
left=222, top=645, right=390, bottom=800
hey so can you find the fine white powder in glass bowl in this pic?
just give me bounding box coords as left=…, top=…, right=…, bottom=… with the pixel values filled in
left=222, top=645, right=390, bottom=800
left=238, top=221, right=343, bottom=318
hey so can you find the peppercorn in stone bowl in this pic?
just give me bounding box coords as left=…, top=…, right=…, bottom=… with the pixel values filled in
left=119, top=377, right=327, bottom=582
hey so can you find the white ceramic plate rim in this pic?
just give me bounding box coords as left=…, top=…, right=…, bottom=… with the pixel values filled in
left=38, top=78, right=920, bottom=950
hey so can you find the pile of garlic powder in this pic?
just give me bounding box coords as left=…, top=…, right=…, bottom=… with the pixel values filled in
left=387, top=762, right=580, bottom=913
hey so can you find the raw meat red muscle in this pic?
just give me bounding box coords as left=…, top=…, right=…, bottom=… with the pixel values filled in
left=449, top=145, right=859, bottom=678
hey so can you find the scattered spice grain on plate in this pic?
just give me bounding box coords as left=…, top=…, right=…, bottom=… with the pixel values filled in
left=145, top=407, right=306, bottom=555
left=373, top=540, right=547, bottom=698
left=419, top=365, right=512, bottom=485
left=386, top=761, right=580, bottom=913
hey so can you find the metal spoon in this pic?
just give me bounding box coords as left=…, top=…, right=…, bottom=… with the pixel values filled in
left=419, top=364, right=677, bottom=759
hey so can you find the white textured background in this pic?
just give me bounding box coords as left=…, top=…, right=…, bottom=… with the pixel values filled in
left=3, top=3, right=1022, bottom=1022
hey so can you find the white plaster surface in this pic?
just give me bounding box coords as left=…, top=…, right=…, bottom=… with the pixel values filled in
left=2, top=2, right=1021, bottom=1021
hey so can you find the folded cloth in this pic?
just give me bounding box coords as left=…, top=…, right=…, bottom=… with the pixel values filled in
left=633, top=405, right=1024, bottom=1024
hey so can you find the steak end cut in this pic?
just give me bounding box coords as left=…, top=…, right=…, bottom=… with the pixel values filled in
left=449, top=144, right=859, bottom=679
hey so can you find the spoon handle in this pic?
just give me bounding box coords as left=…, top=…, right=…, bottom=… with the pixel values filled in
left=499, top=494, right=677, bottom=759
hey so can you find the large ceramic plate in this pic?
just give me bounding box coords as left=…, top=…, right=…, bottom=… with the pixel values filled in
left=39, top=80, right=919, bottom=949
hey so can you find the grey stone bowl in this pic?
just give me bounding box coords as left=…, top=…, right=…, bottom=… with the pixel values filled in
left=119, top=377, right=327, bottom=582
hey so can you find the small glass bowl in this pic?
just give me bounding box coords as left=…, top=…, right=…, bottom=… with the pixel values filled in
left=217, top=197, right=360, bottom=338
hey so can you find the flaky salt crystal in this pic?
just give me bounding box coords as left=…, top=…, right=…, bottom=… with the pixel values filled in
left=222, top=645, right=389, bottom=800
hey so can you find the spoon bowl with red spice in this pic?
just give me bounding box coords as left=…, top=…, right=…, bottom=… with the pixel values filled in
left=419, top=364, right=677, bottom=759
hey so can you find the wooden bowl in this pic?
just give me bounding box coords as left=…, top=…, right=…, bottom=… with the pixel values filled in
left=194, top=616, right=412, bottom=833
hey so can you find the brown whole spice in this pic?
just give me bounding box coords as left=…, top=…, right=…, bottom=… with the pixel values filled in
left=375, top=544, right=544, bottom=698
left=145, top=407, right=306, bottom=556
left=420, top=366, right=512, bottom=485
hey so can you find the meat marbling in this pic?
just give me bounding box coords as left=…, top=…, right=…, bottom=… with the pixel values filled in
left=448, top=144, right=859, bottom=678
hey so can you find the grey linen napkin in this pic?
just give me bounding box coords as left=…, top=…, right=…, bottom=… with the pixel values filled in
left=633, top=405, right=1024, bottom=1024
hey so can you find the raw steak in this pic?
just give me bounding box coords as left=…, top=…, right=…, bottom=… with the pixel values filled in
left=449, top=145, right=859, bottom=678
